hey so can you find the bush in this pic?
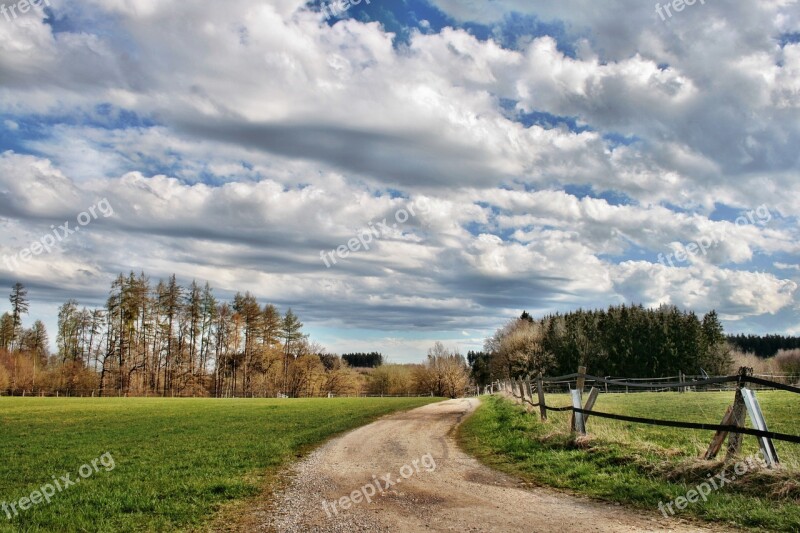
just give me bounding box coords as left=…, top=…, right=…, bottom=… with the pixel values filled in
left=0, top=361, right=9, bottom=392
left=775, top=349, right=800, bottom=376
left=730, top=350, right=781, bottom=374
left=367, top=364, right=416, bottom=396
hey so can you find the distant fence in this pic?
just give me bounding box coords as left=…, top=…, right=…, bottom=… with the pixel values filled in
left=527, top=373, right=799, bottom=394
left=0, top=389, right=436, bottom=399
left=490, top=367, right=800, bottom=468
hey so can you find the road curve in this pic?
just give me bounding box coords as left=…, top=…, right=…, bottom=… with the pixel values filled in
left=257, top=398, right=728, bottom=532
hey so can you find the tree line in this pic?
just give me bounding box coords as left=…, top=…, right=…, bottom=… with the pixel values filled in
left=0, top=278, right=472, bottom=398
left=0, top=276, right=363, bottom=397
left=342, top=352, right=384, bottom=368
left=726, top=334, right=800, bottom=358
left=471, top=304, right=731, bottom=385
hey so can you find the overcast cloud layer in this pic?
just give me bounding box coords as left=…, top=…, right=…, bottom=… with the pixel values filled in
left=0, top=0, right=798, bottom=361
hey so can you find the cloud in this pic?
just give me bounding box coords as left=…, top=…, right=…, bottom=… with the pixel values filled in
left=0, top=0, right=798, bottom=360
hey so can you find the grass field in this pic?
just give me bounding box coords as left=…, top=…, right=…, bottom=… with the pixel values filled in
left=0, top=397, right=440, bottom=532
left=459, top=392, right=800, bottom=532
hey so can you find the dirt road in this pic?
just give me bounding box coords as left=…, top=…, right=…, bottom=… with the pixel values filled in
left=259, top=398, right=728, bottom=532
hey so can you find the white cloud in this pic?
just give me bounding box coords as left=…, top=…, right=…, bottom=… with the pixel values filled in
left=0, top=0, right=798, bottom=359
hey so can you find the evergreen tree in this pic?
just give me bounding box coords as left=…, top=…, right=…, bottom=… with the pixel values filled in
left=0, top=313, right=14, bottom=350
left=9, top=282, right=29, bottom=350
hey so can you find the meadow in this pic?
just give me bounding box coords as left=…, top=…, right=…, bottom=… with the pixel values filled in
left=459, top=391, right=800, bottom=531
left=0, top=397, right=440, bottom=532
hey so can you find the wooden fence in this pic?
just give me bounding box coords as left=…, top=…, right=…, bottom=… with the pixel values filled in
left=491, top=366, right=800, bottom=468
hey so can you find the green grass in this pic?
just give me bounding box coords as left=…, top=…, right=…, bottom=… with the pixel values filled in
left=0, top=397, right=440, bottom=532
left=459, top=393, right=800, bottom=532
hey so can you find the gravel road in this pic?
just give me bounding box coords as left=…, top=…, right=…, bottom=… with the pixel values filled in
left=247, top=398, right=731, bottom=532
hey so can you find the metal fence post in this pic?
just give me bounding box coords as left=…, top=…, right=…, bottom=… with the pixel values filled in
left=570, top=389, right=586, bottom=435
left=741, top=387, right=779, bottom=467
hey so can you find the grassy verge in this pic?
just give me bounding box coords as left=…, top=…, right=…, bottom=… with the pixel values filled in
left=0, top=397, right=440, bottom=532
left=458, top=394, right=800, bottom=532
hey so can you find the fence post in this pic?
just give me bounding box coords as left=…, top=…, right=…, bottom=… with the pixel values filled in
left=570, top=366, right=586, bottom=433
left=704, top=405, right=734, bottom=460
left=582, top=387, right=599, bottom=426
left=726, top=367, right=751, bottom=460
left=741, top=387, right=779, bottom=467
left=577, top=366, right=587, bottom=394
left=536, top=373, right=547, bottom=421
left=570, top=389, right=586, bottom=435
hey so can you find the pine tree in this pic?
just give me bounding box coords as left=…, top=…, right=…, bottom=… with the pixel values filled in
left=9, top=282, right=29, bottom=350
left=0, top=313, right=14, bottom=350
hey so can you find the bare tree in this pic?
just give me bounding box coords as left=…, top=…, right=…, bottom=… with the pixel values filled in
left=415, top=342, right=470, bottom=398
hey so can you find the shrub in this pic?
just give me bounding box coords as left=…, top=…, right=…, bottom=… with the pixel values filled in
left=774, top=349, right=800, bottom=376
left=0, top=361, right=9, bottom=392
left=730, top=350, right=781, bottom=374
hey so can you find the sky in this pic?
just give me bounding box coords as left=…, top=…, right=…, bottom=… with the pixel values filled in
left=0, top=0, right=798, bottom=362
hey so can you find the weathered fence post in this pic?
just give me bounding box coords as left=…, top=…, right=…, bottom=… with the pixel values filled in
left=536, top=373, right=547, bottom=421
left=577, top=366, right=587, bottom=394
left=726, top=367, right=751, bottom=460
left=582, top=387, right=599, bottom=426
left=704, top=405, right=734, bottom=460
